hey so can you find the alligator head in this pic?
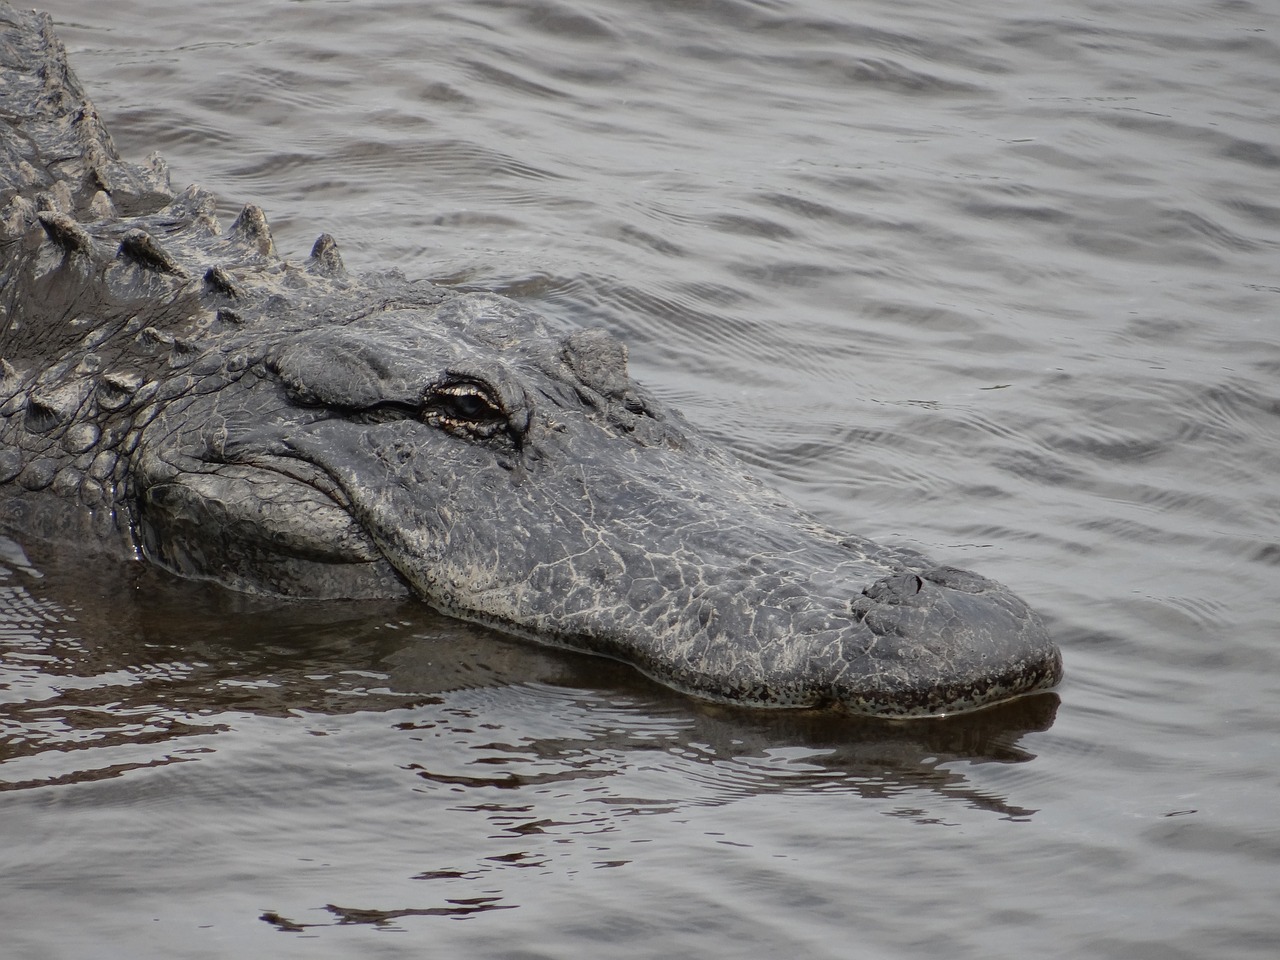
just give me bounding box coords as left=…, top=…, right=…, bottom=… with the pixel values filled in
left=1, top=3, right=1060, bottom=717
left=134, top=289, right=1061, bottom=717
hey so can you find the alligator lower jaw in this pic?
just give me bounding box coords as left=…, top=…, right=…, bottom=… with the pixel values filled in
left=408, top=589, right=1062, bottom=719
left=836, top=650, right=1064, bottom=719
left=137, top=461, right=411, bottom=600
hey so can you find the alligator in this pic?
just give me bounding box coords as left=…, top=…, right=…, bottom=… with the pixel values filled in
left=0, top=5, right=1061, bottom=717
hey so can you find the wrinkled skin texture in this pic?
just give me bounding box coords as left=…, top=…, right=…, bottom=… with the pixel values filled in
left=0, top=5, right=1061, bottom=716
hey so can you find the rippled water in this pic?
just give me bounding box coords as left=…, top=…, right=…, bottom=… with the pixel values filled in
left=3, top=0, right=1279, bottom=957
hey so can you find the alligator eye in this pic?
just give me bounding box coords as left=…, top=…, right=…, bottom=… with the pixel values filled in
left=442, top=389, right=498, bottom=421
left=425, top=380, right=509, bottom=439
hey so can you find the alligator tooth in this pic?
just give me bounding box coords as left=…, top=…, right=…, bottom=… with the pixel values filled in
left=307, top=233, right=345, bottom=276
left=36, top=210, right=93, bottom=256
left=231, top=203, right=276, bottom=256
left=118, top=228, right=188, bottom=277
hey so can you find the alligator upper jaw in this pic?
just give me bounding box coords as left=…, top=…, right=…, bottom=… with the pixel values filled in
left=495, top=561, right=1063, bottom=718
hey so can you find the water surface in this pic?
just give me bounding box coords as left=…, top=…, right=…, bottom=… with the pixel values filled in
left=3, top=1, right=1279, bottom=957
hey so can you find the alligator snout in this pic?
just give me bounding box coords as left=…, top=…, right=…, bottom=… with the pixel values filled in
left=822, top=563, right=1061, bottom=716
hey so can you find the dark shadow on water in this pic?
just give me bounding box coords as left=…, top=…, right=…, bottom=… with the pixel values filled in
left=261, top=898, right=517, bottom=932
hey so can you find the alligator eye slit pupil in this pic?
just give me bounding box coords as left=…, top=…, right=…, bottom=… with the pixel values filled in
left=449, top=393, right=491, bottom=419
left=434, top=383, right=502, bottom=424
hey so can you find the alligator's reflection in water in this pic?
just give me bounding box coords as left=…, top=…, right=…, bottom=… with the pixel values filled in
left=1, top=536, right=1056, bottom=824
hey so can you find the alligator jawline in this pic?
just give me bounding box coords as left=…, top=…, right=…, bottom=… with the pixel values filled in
left=138, top=455, right=406, bottom=594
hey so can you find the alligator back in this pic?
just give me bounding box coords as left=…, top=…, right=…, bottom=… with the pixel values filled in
left=1, top=3, right=428, bottom=553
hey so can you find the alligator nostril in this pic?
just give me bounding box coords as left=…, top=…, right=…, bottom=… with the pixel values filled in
left=921, top=565, right=989, bottom=594
left=861, top=572, right=924, bottom=603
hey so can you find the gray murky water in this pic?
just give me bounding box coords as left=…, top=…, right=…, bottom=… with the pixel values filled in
left=3, top=0, right=1279, bottom=957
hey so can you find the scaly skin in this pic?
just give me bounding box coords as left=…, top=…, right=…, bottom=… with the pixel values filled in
left=0, top=4, right=1061, bottom=716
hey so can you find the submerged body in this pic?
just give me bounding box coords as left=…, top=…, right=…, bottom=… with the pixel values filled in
left=0, top=4, right=1061, bottom=715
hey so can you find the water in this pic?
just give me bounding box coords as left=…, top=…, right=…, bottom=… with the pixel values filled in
left=2, top=0, right=1278, bottom=956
